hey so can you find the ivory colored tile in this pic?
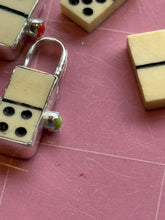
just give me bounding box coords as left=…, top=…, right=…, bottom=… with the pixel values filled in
left=60, top=0, right=127, bottom=32
left=137, top=65, right=165, bottom=109
left=0, top=11, right=26, bottom=48
left=127, top=30, right=165, bottom=67
left=127, top=30, right=165, bottom=109
left=4, top=66, right=55, bottom=109
left=0, top=0, right=38, bottom=14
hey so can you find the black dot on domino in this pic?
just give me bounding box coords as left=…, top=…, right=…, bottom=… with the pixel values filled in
left=69, top=0, right=79, bottom=5
left=3, top=106, right=15, bottom=116
left=83, top=7, right=93, bottom=16
left=96, top=0, right=107, bottom=3
left=82, top=0, right=93, bottom=4
left=15, top=127, right=27, bottom=137
left=0, top=122, right=8, bottom=132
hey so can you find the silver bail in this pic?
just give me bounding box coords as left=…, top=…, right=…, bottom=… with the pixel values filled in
left=24, top=37, right=67, bottom=80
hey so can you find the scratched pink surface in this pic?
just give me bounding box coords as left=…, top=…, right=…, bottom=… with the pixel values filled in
left=0, top=0, right=165, bottom=219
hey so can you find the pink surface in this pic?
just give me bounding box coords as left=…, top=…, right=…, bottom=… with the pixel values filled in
left=0, top=0, right=165, bottom=219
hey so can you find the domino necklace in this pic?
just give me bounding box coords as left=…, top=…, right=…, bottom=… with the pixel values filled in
left=0, top=37, right=67, bottom=159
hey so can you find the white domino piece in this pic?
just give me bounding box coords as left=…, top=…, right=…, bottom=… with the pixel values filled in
left=4, top=67, right=55, bottom=109
left=127, top=30, right=165, bottom=110
left=60, top=0, right=127, bottom=32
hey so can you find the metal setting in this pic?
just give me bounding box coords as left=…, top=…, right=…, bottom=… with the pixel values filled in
left=0, top=0, right=45, bottom=60
left=25, top=18, right=45, bottom=38
left=0, top=37, right=67, bottom=159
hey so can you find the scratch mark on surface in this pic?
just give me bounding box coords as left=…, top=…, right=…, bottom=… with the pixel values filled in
left=0, top=159, right=12, bottom=207
left=56, top=187, right=83, bottom=202
left=98, top=27, right=133, bottom=35
left=155, top=167, right=165, bottom=220
left=107, top=170, right=132, bottom=179
left=42, top=143, right=165, bottom=167
left=47, top=17, right=133, bottom=35
left=127, top=202, right=143, bottom=219
left=136, top=0, right=143, bottom=14
left=0, top=162, right=28, bottom=173
left=74, top=209, right=97, bottom=219
left=45, top=0, right=53, bottom=23
left=50, top=199, right=97, bottom=220
left=47, top=18, right=73, bottom=25
left=91, top=159, right=132, bottom=179
left=64, top=150, right=84, bottom=172
left=37, top=153, right=72, bottom=183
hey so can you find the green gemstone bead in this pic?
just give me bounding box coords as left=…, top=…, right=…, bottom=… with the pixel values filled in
left=54, top=115, right=62, bottom=130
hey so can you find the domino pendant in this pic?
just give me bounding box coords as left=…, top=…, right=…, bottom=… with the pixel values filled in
left=60, top=0, right=127, bottom=32
left=0, top=0, right=45, bottom=60
left=127, top=30, right=165, bottom=110
left=0, top=37, right=67, bottom=159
